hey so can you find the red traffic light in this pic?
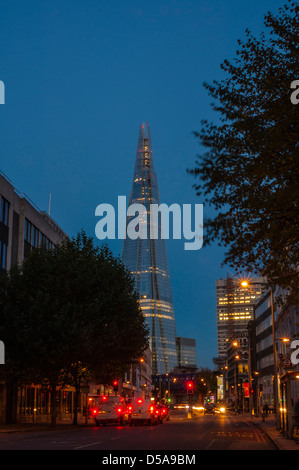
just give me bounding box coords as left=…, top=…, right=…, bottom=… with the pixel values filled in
left=187, top=381, right=194, bottom=389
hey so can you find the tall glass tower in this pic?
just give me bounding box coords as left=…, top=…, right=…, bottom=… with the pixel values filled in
left=122, top=122, right=178, bottom=375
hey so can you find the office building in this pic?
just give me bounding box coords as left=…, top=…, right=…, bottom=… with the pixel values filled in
left=0, top=171, right=68, bottom=424
left=0, top=171, right=67, bottom=273
left=216, top=275, right=268, bottom=358
left=122, top=123, right=178, bottom=375
left=176, top=337, right=197, bottom=368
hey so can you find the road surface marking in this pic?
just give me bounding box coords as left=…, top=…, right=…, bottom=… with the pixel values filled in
left=73, top=440, right=103, bottom=449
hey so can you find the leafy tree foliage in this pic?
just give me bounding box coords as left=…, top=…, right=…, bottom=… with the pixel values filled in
left=0, top=231, right=148, bottom=424
left=189, top=1, right=299, bottom=301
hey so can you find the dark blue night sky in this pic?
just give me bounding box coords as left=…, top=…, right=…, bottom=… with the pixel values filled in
left=0, top=0, right=284, bottom=367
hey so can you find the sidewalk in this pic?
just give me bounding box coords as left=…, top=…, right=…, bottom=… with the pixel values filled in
left=246, top=414, right=299, bottom=451
left=0, top=416, right=94, bottom=434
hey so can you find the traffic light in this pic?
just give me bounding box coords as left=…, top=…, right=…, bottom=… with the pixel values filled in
left=186, top=381, right=194, bottom=394
left=113, top=380, right=118, bottom=392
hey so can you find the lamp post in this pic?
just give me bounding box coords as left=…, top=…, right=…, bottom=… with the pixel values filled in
left=270, top=288, right=282, bottom=430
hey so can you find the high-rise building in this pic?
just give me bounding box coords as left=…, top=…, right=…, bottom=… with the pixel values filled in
left=216, top=275, right=268, bottom=358
left=122, top=122, right=178, bottom=375
left=176, top=337, right=197, bottom=368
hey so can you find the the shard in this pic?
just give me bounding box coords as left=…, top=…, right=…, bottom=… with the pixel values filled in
left=122, top=122, right=178, bottom=375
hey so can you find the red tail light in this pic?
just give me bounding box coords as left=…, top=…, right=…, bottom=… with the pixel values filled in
left=137, top=398, right=143, bottom=404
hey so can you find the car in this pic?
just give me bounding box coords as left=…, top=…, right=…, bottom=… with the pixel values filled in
left=92, top=396, right=126, bottom=426
left=204, top=404, right=215, bottom=415
left=214, top=406, right=226, bottom=415
left=158, top=403, right=170, bottom=421
left=173, top=404, right=190, bottom=411
left=126, top=398, right=160, bottom=426
left=192, top=405, right=205, bottom=414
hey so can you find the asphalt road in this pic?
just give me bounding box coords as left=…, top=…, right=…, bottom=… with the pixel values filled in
left=0, top=411, right=276, bottom=451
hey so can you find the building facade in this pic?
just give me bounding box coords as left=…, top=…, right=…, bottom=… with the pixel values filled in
left=0, top=171, right=68, bottom=424
left=253, top=290, right=276, bottom=411
left=226, top=332, right=250, bottom=410
left=275, top=300, right=299, bottom=437
left=176, top=337, right=197, bottom=368
left=122, top=123, right=178, bottom=375
left=216, top=275, right=268, bottom=358
left=0, top=171, right=67, bottom=273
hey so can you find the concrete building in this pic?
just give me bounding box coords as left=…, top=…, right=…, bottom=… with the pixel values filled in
left=276, top=301, right=299, bottom=438
left=0, top=171, right=68, bottom=424
left=0, top=171, right=67, bottom=273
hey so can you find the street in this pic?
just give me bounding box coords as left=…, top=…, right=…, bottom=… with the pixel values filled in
left=0, top=411, right=276, bottom=450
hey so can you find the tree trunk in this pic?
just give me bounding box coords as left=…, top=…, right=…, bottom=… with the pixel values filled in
left=73, top=376, right=81, bottom=426
left=50, top=381, right=57, bottom=427
left=5, top=380, right=18, bottom=424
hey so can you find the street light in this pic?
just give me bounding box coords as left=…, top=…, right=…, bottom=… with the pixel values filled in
left=240, top=280, right=249, bottom=288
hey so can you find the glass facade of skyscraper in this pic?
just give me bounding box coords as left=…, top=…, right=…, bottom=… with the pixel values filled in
left=122, top=123, right=178, bottom=375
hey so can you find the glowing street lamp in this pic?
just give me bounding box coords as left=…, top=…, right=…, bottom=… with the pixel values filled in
left=240, top=280, right=249, bottom=288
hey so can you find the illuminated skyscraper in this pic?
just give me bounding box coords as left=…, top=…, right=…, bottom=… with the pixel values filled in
left=216, top=275, right=268, bottom=358
left=122, top=122, right=178, bottom=375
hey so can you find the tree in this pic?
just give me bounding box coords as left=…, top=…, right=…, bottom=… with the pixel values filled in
left=0, top=231, right=148, bottom=425
left=188, top=1, right=299, bottom=302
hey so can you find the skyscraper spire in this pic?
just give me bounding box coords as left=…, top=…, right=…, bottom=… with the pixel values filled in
left=122, top=122, right=178, bottom=375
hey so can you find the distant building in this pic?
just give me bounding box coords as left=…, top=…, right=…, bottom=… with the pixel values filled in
left=216, top=275, right=268, bottom=358
left=176, top=337, right=197, bottom=368
left=121, top=123, right=178, bottom=375
left=226, top=331, right=250, bottom=410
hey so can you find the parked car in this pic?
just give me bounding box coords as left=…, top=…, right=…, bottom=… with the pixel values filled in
left=93, top=396, right=126, bottom=426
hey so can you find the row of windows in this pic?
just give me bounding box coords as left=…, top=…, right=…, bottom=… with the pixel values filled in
left=0, top=197, right=9, bottom=226
left=24, top=218, right=55, bottom=250
left=0, top=197, right=9, bottom=270
left=0, top=240, right=7, bottom=270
